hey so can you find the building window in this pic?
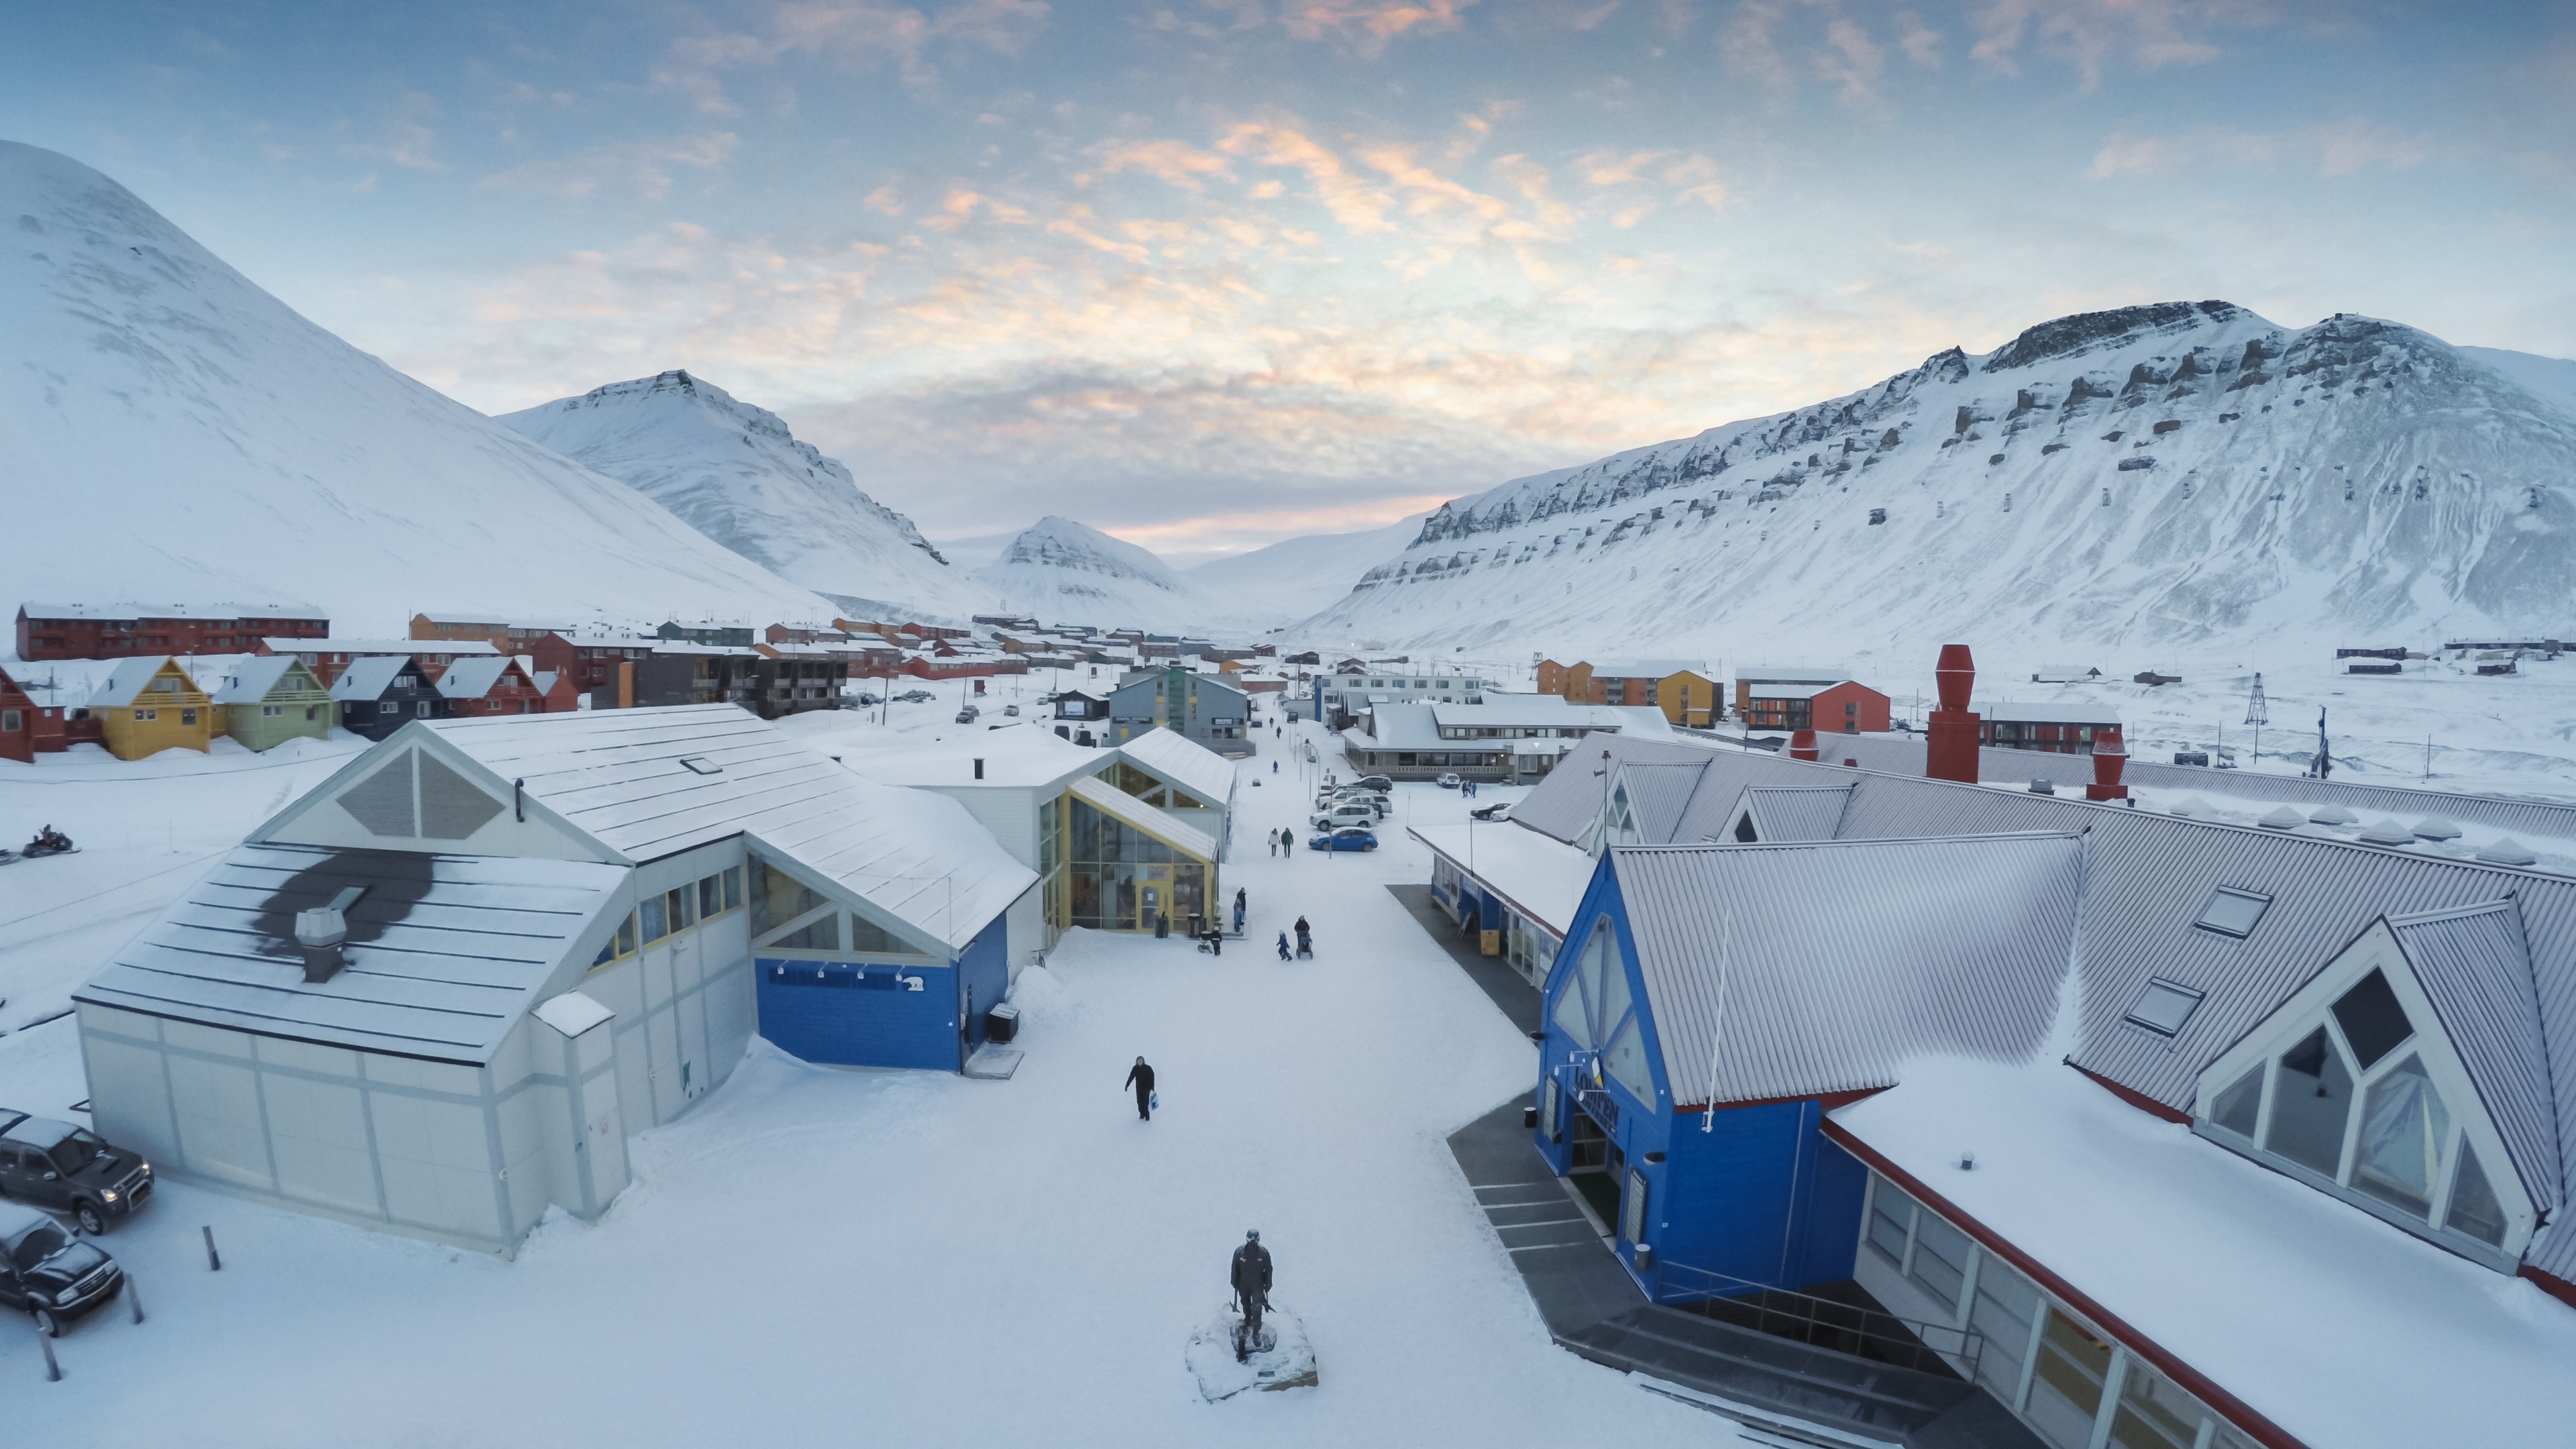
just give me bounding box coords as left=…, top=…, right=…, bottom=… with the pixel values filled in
left=591, top=911, right=639, bottom=967
left=0, top=710, right=18, bottom=731
left=1621, top=1168, right=1648, bottom=1245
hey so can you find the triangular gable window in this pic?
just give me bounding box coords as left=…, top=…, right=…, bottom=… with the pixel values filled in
left=2193, top=916, right=2536, bottom=1267
left=1548, top=916, right=1658, bottom=1110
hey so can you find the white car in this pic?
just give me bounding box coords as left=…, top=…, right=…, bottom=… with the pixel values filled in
left=1435, top=772, right=1463, bottom=788
left=1311, top=802, right=1377, bottom=831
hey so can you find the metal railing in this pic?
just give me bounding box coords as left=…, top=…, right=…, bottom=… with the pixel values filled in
left=1654, top=1260, right=1981, bottom=1381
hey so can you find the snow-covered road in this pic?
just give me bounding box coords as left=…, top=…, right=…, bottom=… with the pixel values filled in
left=0, top=716, right=1743, bottom=1446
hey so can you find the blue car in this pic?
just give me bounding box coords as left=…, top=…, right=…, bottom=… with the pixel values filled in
left=1309, top=826, right=1378, bottom=852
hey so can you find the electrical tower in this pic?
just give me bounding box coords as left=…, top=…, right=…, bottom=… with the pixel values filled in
left=2243, top=672, right=2268, bottom=728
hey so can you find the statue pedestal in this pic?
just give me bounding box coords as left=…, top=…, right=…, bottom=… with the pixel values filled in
left=1187, top=1301, right=1318, bottom=1401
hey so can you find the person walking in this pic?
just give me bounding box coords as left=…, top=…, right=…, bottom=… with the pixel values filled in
left=1294, top=915, right=1312, bottom=957
left=1275, top=930, right=1291, bottom=961
left=1279, top=826, right=1295, bottom=857
left=1231, top=1230, right=1275, bottom=1362
left=1268, top=830, right=1278, bottom=857
left=1124, top=1056, right=1157, bottom=1121
left=1232, top=887, right=1247, bottom=935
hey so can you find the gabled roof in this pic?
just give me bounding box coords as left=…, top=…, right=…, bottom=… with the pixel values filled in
left=1066, top=775, right=1218, bottom=861
left=206, top=655, right=324, bottom=705
left=1614, top=760, right=1715, bottom=844
left=1734, top=785, right=1856, bottom=842
left=75, top=845, right=625, bottom=1064
left=1609, top=833, right=2087, bottom=1108
left=1734, top=663, right=1847, bottom=682
left=432, top=656, right=533, bottom=699
left=1115, top=727, right=1237, bottom=810
left=2389, top=900, right=2561, bottom=1214
left=268, top=638, right=498, bottom=657
left=329, top=655, right=421, bottom=701
left=406, top=706, right=1032, bottom=951
left=21, top=600, right=323, bottom=621
left=1585, top=658, right=1710, bottom=678
left=87, top=655, right=195, bottom=707
left=848, top=723, right=1105, bottom=791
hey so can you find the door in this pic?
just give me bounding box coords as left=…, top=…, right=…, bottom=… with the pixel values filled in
left=1140, top=883, right=1162, bottom=930
left=3, top=1145, right=70, bottom=1210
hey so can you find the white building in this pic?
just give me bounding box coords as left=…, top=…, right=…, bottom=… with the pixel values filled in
left=72, top=705, right=1034, bottom=1254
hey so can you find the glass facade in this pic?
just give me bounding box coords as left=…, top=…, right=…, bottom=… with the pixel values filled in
left=1065, top=794, right=1208, bottom=932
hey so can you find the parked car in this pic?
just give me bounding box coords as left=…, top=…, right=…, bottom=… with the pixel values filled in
left=1316, top=788, right=1387, bottom=817
left=1470, top=800, right=1513, bottom=822
left=1311, top=802, right=1377, bottom=831
left=1308, top=826, right=1378, bottom=852
left=851, top=692, right=881, bottom=707
left=1352, top=774, right=1394, bottom=792
left=0, top=1201, right=123, bottom=1337
left=1434, top=772, right=1462, bottom=788
left=955, top=706, right=980, bottom=724
left=0, top=1113, right=152, bottom=1236
left=898, top=690, right=938, bottom=704
left=1003, top=704, right=1021, bottom=716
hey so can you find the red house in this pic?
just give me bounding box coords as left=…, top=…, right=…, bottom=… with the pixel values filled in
left=434, top=657, right=553, bottom=715
left=1741, top=679, right=1890, bottom=735
left=18, top=602, right=329, bottom=661
left=0, top=667, right=32, bottom=763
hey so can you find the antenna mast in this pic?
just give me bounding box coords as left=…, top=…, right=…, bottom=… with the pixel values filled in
left=2243, top=672, right=2267, bottom=765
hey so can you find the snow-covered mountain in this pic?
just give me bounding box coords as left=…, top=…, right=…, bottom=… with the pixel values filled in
left=496, top=372, right=982, bottom=621
left=1305, top=303, right=2576, bottom=667
left=0, top=142, right=832, bottom=637
left=973, top=517, right=1225, bottom=629
left=1181, top=517, right=1421, bottom=621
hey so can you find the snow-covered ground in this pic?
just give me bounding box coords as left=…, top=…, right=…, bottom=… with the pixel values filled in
left=0, top=711, right=1748, bottom=1446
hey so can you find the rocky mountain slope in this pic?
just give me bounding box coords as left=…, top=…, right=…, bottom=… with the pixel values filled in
left=497, top=372, right=981, bottom=621
left=973, top=516, right=1229, bottom=629
left=1303, top=302, right=2576, bottom=668
left=0, top=142, right=830, bottom=637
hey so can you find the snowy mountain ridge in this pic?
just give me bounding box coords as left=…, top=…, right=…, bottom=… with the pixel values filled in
left=498, top=371, right=983, bottom=622
left=973, top=516, right=1224, bottom=627
left=0, top=142, right=833, bottom=637
left=1307, top=301, right=2576, bottom=665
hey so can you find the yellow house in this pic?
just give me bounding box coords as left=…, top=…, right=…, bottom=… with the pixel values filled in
left=1651, top=669, right=1721, bottom=728
left=89, top=655, right=214, bottom=760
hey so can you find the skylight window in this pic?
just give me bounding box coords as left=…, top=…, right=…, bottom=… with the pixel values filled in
left=2123, top=978, right=2205, bottom=1036
left=678, top=756, right=723, bottom=775
left=2192, top=886, right=2271, bottom=938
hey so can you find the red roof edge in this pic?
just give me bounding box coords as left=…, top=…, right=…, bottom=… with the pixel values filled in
left=1674, top=1085, right=1882, bottom=1116
left=1818, top=1116, right=2311, bottom=1449
left=2520, top=1264, right=2576, bottom=1312
left=2068, top=1060, right=2192, bottom=1124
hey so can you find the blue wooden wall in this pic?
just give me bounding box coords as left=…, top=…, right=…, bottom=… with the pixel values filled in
left=756, top=957, right=959, bottom=1071
left=957, top=926, right=1007, bottom=1051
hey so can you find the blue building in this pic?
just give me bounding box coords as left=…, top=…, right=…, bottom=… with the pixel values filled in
left=1533, top=833, right=2086, bottom=1301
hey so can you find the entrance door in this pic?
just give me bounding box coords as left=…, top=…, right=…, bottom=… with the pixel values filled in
left=1140, top=883, right=1162, bottom=930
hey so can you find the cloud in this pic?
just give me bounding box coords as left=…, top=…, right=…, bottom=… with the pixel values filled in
left=1717, top=0, right=1795, bottom=91
left=653, top=0, right=1051, bottom=106
left=1970, top=0, right=2231, bottom=89
left=1098, top=138, right=1238, bottom=190
left=1894, top=9, right=1941, bottom=66
left=480, top=133, right=741, bottom=201
left=341, top=91, right=443, bottom=171
left=1217, top=121, right=1399, bottom=233
left=2088, top=119, right=2433, bottom=179
left=1281, top=0, right=1477, bottom=56
left=1816, top=15, right=1886, bottom=109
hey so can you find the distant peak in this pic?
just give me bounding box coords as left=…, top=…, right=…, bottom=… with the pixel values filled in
left=1980, top=301, right=2247, bottom=373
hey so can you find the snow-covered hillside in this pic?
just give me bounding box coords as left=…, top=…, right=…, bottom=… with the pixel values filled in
left=0, top=142, right=831, bottom=635
left=497, top=371, right=983, bottom=621
left=974, top=515, right=1226, bottom=629
left=1183, top=516, right=1421, bottom=621
left=1305, top=303, right=2576, bottom=668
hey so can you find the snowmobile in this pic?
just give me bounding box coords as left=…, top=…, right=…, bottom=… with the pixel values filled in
left=9, top=826, right=78, bottom=863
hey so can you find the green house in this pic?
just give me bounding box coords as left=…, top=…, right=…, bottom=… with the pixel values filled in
left=210, top=655, right=335, bottom=752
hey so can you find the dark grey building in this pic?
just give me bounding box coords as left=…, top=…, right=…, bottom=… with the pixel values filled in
left=1106, top=668, right=1253, bottom=758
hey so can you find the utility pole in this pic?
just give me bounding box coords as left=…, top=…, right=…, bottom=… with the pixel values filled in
left=2244, top=672, right=2268, bottom=765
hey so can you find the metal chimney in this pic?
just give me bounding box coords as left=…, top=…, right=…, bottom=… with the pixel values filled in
left=295, top=885, right=366, bottom=983
left=2086, top=727, right=2129, bottom=801
left=1788, top=729, right=1819, bottom=761
left=1926, top=645, right=1981, bottom=782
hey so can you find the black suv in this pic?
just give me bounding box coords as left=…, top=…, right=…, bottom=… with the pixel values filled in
left=0, top=1202, right=124, bottom=1336
left=0, top=1112, right=153, bottom=1235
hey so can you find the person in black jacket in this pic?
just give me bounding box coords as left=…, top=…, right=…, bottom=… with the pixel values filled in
left=1124, top=1056, right=1156, bottom=1120
left=1230, top=1230, right=1273, bottom=1361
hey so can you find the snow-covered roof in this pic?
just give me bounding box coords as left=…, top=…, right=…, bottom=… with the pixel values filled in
left=1611, top=834, right=2088, bottom=1108
left=76, top=844, right=626, bottom=1064
left=1829, top=1055, right=2576, bottom=1449
left=1114, top=727, right=1238, bottom=811
left=266, top=637, right=499, bottom=657
left=205, top=654, right=323, bottom=705
left=329, top=655, right=418, bottom=701
left=651, top=641, right=762, bottom=657
left=433, top=656, right=530, bottom=699
left=1065, top=775, right=1217, bottom=861
left=87, top=655, right=195, bottom=707
left=1741, top=681, right=1848, bottom=700
left=1426, top=696, right=1574, bottom=727
left=1734, top=663, right=1847, bottom=683
left=1979, top=701, right=2122, bottom=725
left=1582, top=658, right=1709, bottom=678
left=21, top=600, right=323, bottom=621
left=532, top=989, right=615, bottom=1038
left=1733, top=784, right=1856, bottom=842
left=376, top=706, right=1030, bottom=951
left=1410, top=822, right=1593, bottom=939
left=847, top=724, right=1106, bottom=791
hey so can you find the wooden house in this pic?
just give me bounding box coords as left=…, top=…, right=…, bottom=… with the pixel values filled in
left=207, top=655, right=334, bottom=752
left=19, top=602, right=326, bottom=661
left=0, top=666, right=32, bottom=764
left=89, top=656, right=215, bottom=760
left=330, top=655, right=448, bottom=743
left=434, top=656, right=551, bottom=717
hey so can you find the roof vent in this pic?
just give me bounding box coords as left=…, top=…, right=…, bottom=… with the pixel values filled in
left=2475, top=838, right=2538, bottom=867
left=2027, top=779, right=2055, bottom=794
left=2308, top=803, right=2357, bottom=826
left=678, top=756, right=722, bottom=775
left=973, top=757, right=985, bottom=780
left=2257, top=806, right=2304, bottom=830
left=2411, top=816, right=2462, bottom=841
left=295, top=885, right=366, bottom=983
left=2357, top=819, right=2415, bottom=846
left=2169, top=795, right=2211, bottom=817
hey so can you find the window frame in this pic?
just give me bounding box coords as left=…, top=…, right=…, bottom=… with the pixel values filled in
left=2190, top=920, right=2534, bottom=1269
left=2191, top=885, right=2273, bottom=939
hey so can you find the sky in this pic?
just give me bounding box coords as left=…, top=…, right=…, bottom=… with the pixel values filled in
left=4, top=3, right=2573, bottom=567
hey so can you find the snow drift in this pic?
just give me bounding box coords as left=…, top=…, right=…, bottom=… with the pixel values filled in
left=1305, top=302, right=2576, bottom=664
left=498, top=371, right=985, bottom=622
left=0, top=142, right=831, bottom=637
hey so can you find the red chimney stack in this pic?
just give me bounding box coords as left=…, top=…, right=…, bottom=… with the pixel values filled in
left=2086, top=727, right=2129, bottom=801
left=1788, top=729, right=1819, bottom=761
left=1925, top=645, right=1980, bottom=783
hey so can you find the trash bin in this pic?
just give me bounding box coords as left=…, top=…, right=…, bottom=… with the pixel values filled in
left=1187, top=912, right=1205, bottom=938
left=985, top=1002, right=1020, bottom=1044
left=1155, top=912, right=1170, bottom=939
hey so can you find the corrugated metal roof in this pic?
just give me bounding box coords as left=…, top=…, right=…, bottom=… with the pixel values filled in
left=1114, top=727, right=1237, bottom=813
left=1742, top=786, right=1855, bottom=842
left=433, top=656, right=525, bottom=699
left=327, top=655, right=415, bottom=701
left=1612, top=834, right=2085, bottom=1108
left=1616, top=761, right=1713, bottom=845
left=74, top=844, right=623, bottom=1063
left=206, top=655, right=320, bottom=705
left=2389, top=901, right=2561, bottom=1215
left=87, top=655, right=191, bottom=708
